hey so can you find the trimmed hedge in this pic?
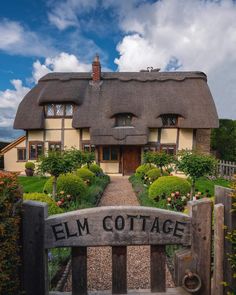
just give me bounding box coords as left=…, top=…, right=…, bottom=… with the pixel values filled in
left=43, top=173, right=87, bottom=201
left=149, top=176, right=191, bottom=200
left=145, top=168, right=161, bottom=183
left=76, top=167, right=95, bottom=183
left=135, top=164, right=155, bottom=179
left=88, top=163, right=103, bottom=175
left=0, top=172, right=22, bottom=295
left=23, top=193, right=63, bottom=215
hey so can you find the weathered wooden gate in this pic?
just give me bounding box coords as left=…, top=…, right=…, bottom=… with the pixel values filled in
left=22, top=199, right=212, bottom=295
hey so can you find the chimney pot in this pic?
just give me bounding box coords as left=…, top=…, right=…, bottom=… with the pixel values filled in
left=92, top=54, right=101, bottom=82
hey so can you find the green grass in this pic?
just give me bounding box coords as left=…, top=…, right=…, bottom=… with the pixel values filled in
left=195, top=177, right=232, bottom=196
left=18, top=176, right=49, bottom=193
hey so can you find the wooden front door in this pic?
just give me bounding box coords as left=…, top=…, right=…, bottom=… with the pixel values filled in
left=122, top=146, right=141, bottom=175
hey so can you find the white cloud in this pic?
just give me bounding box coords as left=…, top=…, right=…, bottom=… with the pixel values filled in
left=0, top=19, right=56, bottom=57
left=32, top=52, right=91, bottom=82
left=47, top=0, right=98, bottom=30
left=0, top=80, right=30, bottom=127
left=114, top=0, right=236, bottom=119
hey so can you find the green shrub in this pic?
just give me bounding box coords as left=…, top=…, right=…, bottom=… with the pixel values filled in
left=76, top=167, right=95, bottom=184
left=43, top=173, right=87, bottom=202
left=135, top=164, right=155, bottom=179
left=25, top=161, right=35, bottom=169
left=149, top=176, right=191, bottom=201
left=145, top=168, right=161, bottom=184
left=0, top=172, right=22, bottom=295
left=23, top=193, right=63, bottom=215
left=88, top=163, right=103, bottom=175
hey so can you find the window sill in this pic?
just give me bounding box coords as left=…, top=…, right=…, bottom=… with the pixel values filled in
left=100, top=160, right=119, bottom=163
left=17, top=160, right=27, bottom=162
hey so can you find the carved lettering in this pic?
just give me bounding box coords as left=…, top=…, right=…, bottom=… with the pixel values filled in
left=76, top=218, right=90, bottom=236
left=151, top=217, right=160, bottom=233
left=103, top=216, right=113, bottom=232
left=64, top=221, right=77, bottom=238
left=173, top=221, right=186, bottom=238
left=52, top=223, right=66, bottom=241
left=140, top=215, right=150, bottom=231
left=115, top=215, right=125, bottom=231
left=127, top=215, right=138, bottom=231
left=163, top=219, right=174, bottom=234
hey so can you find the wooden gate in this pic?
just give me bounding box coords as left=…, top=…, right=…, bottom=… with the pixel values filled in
left=22, top=199, right=212, bottom=295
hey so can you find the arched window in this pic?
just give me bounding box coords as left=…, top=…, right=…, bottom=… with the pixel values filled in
left=161, top=114, right=178, bottom=127
left=115, top=113, right=133, bottom=127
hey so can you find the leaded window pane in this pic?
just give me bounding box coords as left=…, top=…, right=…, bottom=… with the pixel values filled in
left=46, top=104, right=54, bottom=116
left=30, top=144, right=36, bottom=159
left=103, top=147, right=110, bottom=160
left=55, top=104, right=64, bottom=116
left=161, top=114, right=178, bottom=126
left=116, top=114, right=132, bottom=127
left=65, top=104, right=73, bottom=116
left=111, top=147, right=118, bottom=160
left=37, top=144, right=43, bottom=156
left=17, top=149, right=26, bottom=161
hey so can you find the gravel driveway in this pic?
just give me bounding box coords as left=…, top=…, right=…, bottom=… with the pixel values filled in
left=63, top=176, right=174, bottom=292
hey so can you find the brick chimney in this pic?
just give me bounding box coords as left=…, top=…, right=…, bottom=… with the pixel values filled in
left=92, top=54, right=101, bottom=82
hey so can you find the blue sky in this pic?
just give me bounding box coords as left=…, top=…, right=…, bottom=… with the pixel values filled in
left=0, top=0, right=236, bottom=141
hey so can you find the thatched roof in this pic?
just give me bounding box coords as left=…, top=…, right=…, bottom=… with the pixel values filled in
left=14, top=71, right=218, bottom=145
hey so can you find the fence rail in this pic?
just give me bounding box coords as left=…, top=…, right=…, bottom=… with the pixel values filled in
left=217, top=160, right=236, bottom=179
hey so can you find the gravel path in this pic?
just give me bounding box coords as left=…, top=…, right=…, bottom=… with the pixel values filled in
left=63, top=176, right=174, bottom=292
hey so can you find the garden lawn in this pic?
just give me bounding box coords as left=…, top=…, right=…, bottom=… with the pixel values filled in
left=18, top=176, right=48, bottom=193
left=195, top=177, right=232, bottom=197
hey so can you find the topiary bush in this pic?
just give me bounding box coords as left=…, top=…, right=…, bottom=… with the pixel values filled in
left=23, top=193, right=63, bottom=215
left=135, top=164, right=155, bottom=179
left=0, top=172, right=22, bottom=295
left=43, top=173, right=87, bottom=202
left=76, top=167, right=95, bottom=184
left=88, top=163, right=103, bottom=175
left=145, top=168, right=162, bottom=185
left=25, top=161, right=35, bottom=170
left=149, top=176, right=191, bottom=201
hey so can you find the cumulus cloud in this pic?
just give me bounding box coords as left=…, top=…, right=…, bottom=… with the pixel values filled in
left=0, top=19, right=56, bottom=57
left=0, top=80, right=30, bottom=130
left=32, top=52, right=91, bottom=82
left=114, top=0, right=236, bottom=119
left=47, top=0, right=98, bottom=30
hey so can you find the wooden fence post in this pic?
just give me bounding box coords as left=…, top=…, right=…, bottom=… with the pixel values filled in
left=215, top=186, right=236, bottom=294
left=188, top=198, right=212, bottom=295
left=212, top=203, right=224, bottom=295
left=22, top=200, right=48, bottom=295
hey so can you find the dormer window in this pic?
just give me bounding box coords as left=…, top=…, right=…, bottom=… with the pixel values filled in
left=161, top=114, right=178, bottom=127
left=115, top=113, right=133, bottom=127
left=45, top=104, right=73, bottom=118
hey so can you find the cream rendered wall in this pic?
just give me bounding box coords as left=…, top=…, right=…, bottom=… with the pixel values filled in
left=64, top=129, right=80, bottom=149
left=28, top=130, right=44, bottom=141
left=178, top=129, right=193, bottom=150
left=82, top=128, right=90, bottom=141
left=64, top=119, right=73, bottom=129
left=148, top=128, right=158, bottom=142
left=161, top=128, right=177, bottom=144
left=4, top=140, right=26, bottom=173
left=45, top=130, right=61, bottom=141
left=100, top=162, right=119, bottom=174
left=45, top=119, right=62, bottom=129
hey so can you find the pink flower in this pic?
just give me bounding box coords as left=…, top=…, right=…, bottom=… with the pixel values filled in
left=57, top=201, right=62, bottom=206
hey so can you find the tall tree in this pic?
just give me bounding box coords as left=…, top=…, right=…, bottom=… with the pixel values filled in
left=211, top=119, right=236, bottom=161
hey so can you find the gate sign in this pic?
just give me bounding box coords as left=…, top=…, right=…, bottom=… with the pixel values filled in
left=44, top=206, right=191, bottom=249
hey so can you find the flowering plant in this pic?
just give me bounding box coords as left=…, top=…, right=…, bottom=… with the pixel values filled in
left=166, top=191, right=190, bottom=212
left=55, top=191, right=73, bottom=209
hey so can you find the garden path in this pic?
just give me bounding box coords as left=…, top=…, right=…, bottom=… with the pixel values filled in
left=63, top=176, right=174, bottom=292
